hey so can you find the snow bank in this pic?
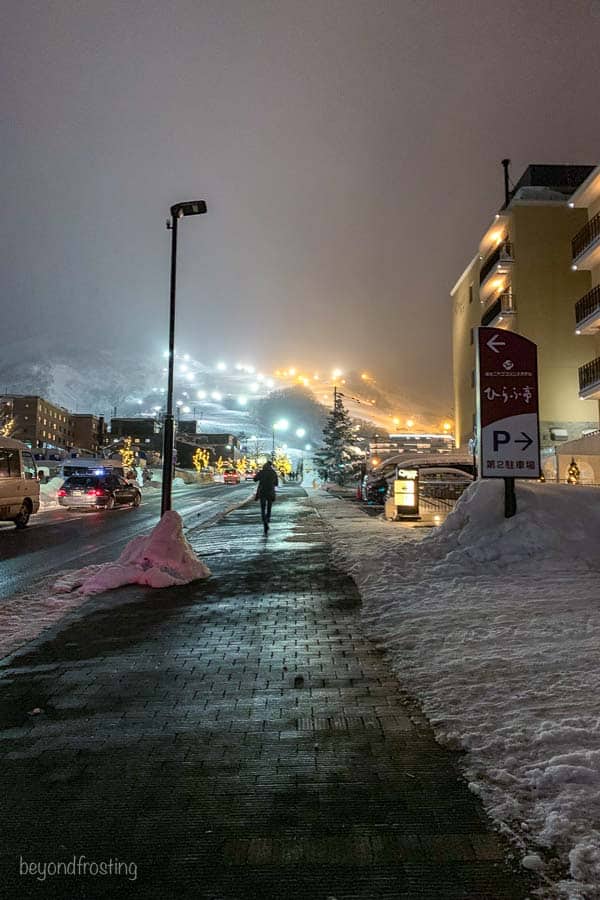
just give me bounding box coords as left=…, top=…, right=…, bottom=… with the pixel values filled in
left=39, top=476, right=64, bottom=508
left=54, top=511, right=210, bottom=594
left=312, top=483, right=600, bottom=898
left=422, top=480, right=600, bottom=572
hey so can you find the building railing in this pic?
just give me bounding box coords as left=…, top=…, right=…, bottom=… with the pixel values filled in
left=572, top=211, right=600, bottom=260
left=481, top=292, right=515, bottom=326
left=575, top=284, right=600, bottom=328
left=479, top=241, right=513, bottom=285
left=579, top=356, right=600, bottom=393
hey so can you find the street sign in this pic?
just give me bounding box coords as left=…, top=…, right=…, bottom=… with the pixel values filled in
left=476, top=327, right=540, bottom=479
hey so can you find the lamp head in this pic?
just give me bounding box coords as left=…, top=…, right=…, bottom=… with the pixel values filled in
left=171, top=200, right=208, bottom=219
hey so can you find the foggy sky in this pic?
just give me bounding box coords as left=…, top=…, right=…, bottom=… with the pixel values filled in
left=3, top=0, right=600, bottom=413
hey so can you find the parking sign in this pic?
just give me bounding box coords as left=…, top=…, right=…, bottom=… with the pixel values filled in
left=476, top=327, right=540, bottom=479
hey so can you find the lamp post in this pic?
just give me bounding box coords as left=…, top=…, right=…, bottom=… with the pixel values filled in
left=161, top=200, right=207, bottom=517
left=272, top=419, right=289, bottom=456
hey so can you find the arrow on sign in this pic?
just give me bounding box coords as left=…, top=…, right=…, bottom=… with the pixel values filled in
left=487, top=334, right=506, bottom=354
left=514, top=432, right=533, bottom=451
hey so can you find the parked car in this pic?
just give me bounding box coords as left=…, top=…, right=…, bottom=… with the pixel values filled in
left=0, top=437, right=40, bottom=528
left=58, top=474, right=142, bottom=510
left=244, top=471, right=256, bottom=481
left=223, top=470, right=241, bottom=485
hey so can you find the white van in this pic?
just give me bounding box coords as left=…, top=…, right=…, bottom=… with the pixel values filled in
left=0, top=438, right=40, bottom=528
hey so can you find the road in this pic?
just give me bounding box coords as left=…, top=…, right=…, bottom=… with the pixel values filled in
left=0, top=482, right=251, bottom=600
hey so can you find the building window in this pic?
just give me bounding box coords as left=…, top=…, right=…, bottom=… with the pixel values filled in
left=470, top=327, right=474, bottom=345
left=469, top=283, right=474, bottom=304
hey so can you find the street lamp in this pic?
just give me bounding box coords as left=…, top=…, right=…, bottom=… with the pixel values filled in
left=272, top=418, right=288, bottom=455
left=161, top=200, right=207, bottom=517
left=295, top=427, right=306, bottom=439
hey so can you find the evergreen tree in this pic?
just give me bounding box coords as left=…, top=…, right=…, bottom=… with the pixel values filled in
left=567, top=457, right=580, bottom=485
left=314, top=392, right=363, bottom=485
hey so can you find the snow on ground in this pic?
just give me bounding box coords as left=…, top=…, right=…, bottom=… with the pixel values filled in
left=39, top=476, right=64, bottom=509
left=53, top=511, right=210, bottom=593
left=0, top=491, right=252, bottom=663
left=313, top=481, right=600, bottom=900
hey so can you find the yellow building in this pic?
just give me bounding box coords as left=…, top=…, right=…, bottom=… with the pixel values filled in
left=451, top=164, right=600, bottom=462
left=569, top=165, right=600, bottom=407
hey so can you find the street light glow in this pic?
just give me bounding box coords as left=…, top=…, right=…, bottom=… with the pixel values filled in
left=197, top=389, right=207, bottom=399
left=273, top=418, right=289, bottom=431
left=238, top=395, right=247, bottom=405
left=332, top=368, right=342, bottom=379
left=211, top=391, right=222, bottom=401
left=304, top=443, right=312, bottom=451
left=295, top=427, right=306, bottom=438
left=216, top=361, right=227, bottom=371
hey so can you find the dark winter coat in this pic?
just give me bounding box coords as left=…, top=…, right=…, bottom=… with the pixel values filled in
left=254, top=463, right=279, bottom=500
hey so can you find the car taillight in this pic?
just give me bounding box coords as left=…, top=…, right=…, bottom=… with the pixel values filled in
left=86, top=488, right=106, bottom=496
left=57, top=489, right=67, bottom=497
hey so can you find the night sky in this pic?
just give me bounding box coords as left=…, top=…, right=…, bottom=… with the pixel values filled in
left=3, top=0, right=600, bottom=409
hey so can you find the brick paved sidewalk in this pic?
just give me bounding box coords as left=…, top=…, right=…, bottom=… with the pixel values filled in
left=0, top=486, right=534, bottom=899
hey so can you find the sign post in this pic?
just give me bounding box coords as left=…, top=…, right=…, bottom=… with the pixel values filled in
left=476, top=327, right=540, bottom=518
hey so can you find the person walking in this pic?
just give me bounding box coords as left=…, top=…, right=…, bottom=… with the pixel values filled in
left=254, top=460, right=279, bottom=535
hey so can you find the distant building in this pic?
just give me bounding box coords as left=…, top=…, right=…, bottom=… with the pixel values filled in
left=109, top=416, right=163, bottom=453
left=368, top=432, right=455, bottom=465
left=71, top=414, right=107, bottom=454
left=451, top=163, right=598, bottom=452
left=174, top=432, right=240, bottom=468
left=177, top=420, right=199, bottom=436
left=0, top=395, right=74, bottom=449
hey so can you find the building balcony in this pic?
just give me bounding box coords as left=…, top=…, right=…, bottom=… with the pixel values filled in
left=481, top=293, right=516, bottom=327
left=479, top=241, right=513, bottom=299
left=572, top=211, right=600, bottom=269
left=579, top=356, right=600, bottom=400
left=575, top=284, right=600, bottom=334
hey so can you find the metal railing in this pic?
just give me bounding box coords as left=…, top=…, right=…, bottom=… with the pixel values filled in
left=575, top=284, right=600, bottom=327
left=481, top=292, right=515, bottom=326
left=479, top=241, right=513, bottom=285
left=579, top=356, right=600, bottom=393
left=572, top=211, right=600, bottom=260
left=419, top=479, right=473, bottom=505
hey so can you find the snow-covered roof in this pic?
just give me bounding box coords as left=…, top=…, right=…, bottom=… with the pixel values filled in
left=0, top=437, right=32, bottom=450
left=555, top=432, right=600, bottom=456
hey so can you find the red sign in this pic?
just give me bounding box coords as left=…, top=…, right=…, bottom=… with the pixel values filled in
left=476, top=327, right=540, bottom=479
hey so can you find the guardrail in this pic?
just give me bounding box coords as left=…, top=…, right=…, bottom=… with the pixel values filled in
left=575, top=284, right=600, bottom=327
left=579, top=356, right=600, bottom=393
left=479, top=241, right=513, bottom=285
left=572, top=211, right=600, bottom=260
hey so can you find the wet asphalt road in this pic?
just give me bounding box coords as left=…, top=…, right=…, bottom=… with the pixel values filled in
left=0, top=482, right=250, bottom=601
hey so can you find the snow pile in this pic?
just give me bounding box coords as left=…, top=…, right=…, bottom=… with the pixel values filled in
left=39, top=477, right=65, bottom=508
left=54, top=511, right=211, bottom=594
left=312, top=483, right=600, bottom=898
left=422, top=480, right=600, bottom=572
